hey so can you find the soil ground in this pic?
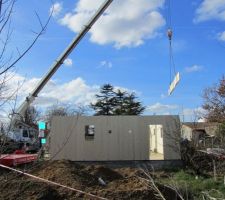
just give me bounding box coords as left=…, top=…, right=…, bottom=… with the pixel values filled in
left=0, top=160, right=183, bottom=200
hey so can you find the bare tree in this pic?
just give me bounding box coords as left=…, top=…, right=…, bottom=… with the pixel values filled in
left=44, top=103, right=89, bottom=124
left=24, top=106, right=40, bottom=127
left=202, top=75, right=225, bottom=122
left=0, top=0, right=53, bottom=154
left=215, top=122, right=225, bottom=148
left=0, top=0, right=52, bottom=118
left=139, top=168, right=166, bottom=200
left=138, top=166, right=186, bottom=200
left=0, top=0, right=52, bottom=76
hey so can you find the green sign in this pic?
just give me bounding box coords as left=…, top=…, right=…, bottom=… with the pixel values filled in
left=38, top=121, right=46, bottom=130
left=41, top=138, right=47, bottom=144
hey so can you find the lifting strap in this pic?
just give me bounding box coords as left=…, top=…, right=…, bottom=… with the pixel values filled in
left=167, top=0, right=180, bottom=95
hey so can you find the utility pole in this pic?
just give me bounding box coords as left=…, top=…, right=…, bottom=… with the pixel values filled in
left=181, top=105, right=184, bottom=122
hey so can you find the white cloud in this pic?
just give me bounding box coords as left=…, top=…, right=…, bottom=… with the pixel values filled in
left=99, top=60, right=112, bottom=69
left=59, top=0, right=165, bottom=48
left=5, top=73, right=137, bottom=111
left=147, top=102, right=178, bottom=114
left=5, top=73, right=99, bottom=108
left=64, top=58, right=73, bottom=67
left=185, top=65, right=203, bottom=73
left=146, top=102, right=207, bottom=122
left=182, top=107, right=206, bottom=121
left=194, top=0, right=225, bottom=23
left=50, top=2, right=63, bottom=17
left=183, top=108, right=200, bottom=116
left=218, top=31, right=225, bottom=41
left=146, top=103, right=207, bottom=123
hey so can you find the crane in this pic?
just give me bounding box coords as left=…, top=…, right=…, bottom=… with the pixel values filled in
left=8, top=0, right=113, bottom=142
left=8, top=0, right=180, bottom=144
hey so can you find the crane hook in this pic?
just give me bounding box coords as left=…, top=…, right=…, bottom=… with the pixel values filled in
left=167, top=28, right=173, bottom=41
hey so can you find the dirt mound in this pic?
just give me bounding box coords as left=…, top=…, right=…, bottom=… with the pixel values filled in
left=0, top=160, right=183, bottom=200
left=0, top=178, right=64, bottom=200
left=33, top=160, right=124, bottom=187
left=33, top=160, right=99, bottom=188
left=87, top=165, right=124, bottom=182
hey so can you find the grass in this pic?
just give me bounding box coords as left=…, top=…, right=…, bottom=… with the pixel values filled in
left=158, top=170, right=225, bottom=199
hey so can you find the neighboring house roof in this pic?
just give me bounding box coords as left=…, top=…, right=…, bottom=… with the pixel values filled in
left=182, top=122, right=220, bottom=136
left=183, top=122, right=219, bottom=129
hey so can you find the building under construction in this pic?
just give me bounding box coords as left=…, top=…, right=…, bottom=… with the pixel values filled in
left=49, top=115, right=181, bottom=161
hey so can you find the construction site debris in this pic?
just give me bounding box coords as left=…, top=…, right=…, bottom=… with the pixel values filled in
left=0, top=160, right=182, bottom=200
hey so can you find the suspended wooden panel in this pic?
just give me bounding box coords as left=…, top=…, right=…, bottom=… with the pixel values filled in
left=168, top=72, right=180, bottom=95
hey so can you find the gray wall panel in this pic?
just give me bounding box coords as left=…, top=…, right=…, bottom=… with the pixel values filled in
left=49, top=115, right=181, bottom=161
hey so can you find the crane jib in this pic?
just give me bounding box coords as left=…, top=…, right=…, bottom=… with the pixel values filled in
left=31, top=0, right=113, bottom=98
left=11, top=0, right=113, bottom=127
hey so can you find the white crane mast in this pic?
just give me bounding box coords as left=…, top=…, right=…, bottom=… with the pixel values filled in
left=11, top=0, right=113, bottom=128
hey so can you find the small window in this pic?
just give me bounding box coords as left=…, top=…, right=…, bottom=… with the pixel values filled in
left=23, top=130, right=28, bottom=138
left=85, top=125, right=95, bottom=139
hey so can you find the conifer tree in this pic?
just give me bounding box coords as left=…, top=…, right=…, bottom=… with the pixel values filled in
left=91, top=84, right=115, bottom=115
left=91, top=84, right=145, bottom=116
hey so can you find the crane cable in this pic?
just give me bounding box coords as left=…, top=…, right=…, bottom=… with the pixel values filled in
left=167, top=0, right=176, bottom=83
left=168, top=29, right=177, bottom=82
left=167, top=0, right=180, bottom=95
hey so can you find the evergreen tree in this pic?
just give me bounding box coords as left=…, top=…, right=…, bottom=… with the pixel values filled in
left=113, top=89, right=127, bottom=115
left=123, top=93, right=145, bottom=115
left=91, top=84, right=145, bottom=116
left=91, top=84, right=115, bottom=115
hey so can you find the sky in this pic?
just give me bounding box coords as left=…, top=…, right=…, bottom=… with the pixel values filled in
left=2, top=0, right=225, bottom=121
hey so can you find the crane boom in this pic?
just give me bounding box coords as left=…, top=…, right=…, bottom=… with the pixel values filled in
left=12, top=0, right=113, bottom=127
